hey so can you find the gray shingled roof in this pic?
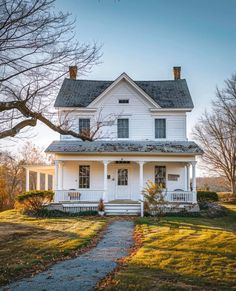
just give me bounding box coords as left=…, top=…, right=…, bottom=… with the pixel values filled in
left=45, top=140, right=203, bottom=154
left=54, top=78, right=194, bottom=109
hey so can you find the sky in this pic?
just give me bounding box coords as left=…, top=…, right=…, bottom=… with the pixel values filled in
left=1, top=0, right=236, bottom=175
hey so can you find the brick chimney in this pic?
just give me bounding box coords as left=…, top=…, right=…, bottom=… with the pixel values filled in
left=173, top=66, right=181, bottom=80
left=69, top=66, right=77, bottom=80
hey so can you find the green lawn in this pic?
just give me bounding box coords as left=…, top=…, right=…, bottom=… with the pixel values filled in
left=0, top=210, right=107, bottom=286
left=105, top=204, right=236, bottom=290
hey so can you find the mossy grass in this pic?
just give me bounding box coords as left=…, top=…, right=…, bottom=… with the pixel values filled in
left=105, top=204, right=236, bottom=290
left=0, top=209, right=107, bottom=285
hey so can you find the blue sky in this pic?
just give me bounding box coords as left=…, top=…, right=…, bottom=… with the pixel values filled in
left=54, top=0, right=236, bottom=134
left=2, top=0, right=236, bottom=165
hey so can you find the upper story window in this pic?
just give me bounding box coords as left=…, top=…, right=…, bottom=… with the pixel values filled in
left=155, top=166, right=166, bottom=188
left=119, top=99, right=129, bottom=104
left=155, top=119, right=166, bottom=138
left=117, top=118, right=129, bottom=138
left=79, top=165, right=90, bottom=188
left=79, top=118, right=90, bottom=137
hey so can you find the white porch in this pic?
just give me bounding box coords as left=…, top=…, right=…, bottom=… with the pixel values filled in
left=24, top=165, right=55, bottom=191
left=52, top=155, right=198, bottom=216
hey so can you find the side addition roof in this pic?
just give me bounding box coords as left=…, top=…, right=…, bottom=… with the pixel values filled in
left=54, top=77, right=194, bottom=109
left=45, top=140, right=203, bottom=155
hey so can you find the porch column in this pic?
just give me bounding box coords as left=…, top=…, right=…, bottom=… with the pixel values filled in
left=139, top=161, right=144, bottom=217
left=45, top=174, right=48, bottom=191
left=186, top=163, right=190, bottom=191
left=52, top=175, right=55, bottom=191
left=26, top=169, right=30, bottom=192
left=36, top=172, right=40, bottom=190
left=191, top=161, right=197, bottom=203
left=59, top=162, right=64, bottom=190
left=55, top=161, right=59, bottom=191
left=103, top=161, right=108, bottom=202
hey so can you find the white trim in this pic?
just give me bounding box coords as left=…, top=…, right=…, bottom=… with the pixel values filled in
left=103, top=160, right=109, bottom=202
left=54, top=152, right=201, bottom=157
left=150, top=108, right=193, bottom=112
left=88, top=72, right=161, bottom=109
left=57, top=107, right=97, bottom=112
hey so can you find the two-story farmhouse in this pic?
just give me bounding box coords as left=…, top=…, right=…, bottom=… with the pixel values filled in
left=25, top=67, right=203, bottom=215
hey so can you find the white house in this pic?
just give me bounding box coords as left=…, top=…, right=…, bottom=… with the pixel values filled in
left=25, top=66, right=203, bottom=215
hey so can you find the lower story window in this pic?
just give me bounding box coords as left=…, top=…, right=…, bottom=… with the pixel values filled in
left=79, top=165, right=90, bottom=188
left=155, top=166, right=166, bottom=188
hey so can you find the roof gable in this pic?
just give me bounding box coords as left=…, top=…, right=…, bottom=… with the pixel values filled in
left=54, top=73, right=194, bottom=109
left=88, top=73, right=160, bottom=108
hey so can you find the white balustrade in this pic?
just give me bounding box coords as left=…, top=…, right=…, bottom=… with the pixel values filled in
left=55, top=190, right=103, bottom=202
left=165, top=191, right=194, bottom=203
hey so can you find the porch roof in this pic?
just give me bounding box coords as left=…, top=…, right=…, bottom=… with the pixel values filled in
left=45, top=140, right=203, bottom=155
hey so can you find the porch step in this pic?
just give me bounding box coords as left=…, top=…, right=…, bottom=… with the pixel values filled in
left=105, top=203, right=141, bottom=216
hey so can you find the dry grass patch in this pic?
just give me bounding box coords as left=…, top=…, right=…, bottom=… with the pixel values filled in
left=0, top=210, right=107, bottom=285
left=105, top=204, right=236, bottom=290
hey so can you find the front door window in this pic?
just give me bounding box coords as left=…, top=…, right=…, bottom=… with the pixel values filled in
left=117, top=169, right=128, bottom=186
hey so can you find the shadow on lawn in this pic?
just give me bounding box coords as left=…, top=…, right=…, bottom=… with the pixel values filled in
left=0, top=220, right=94, bottom=286
left=111, top=265, right=235, bottom=291
left=138, top=205, right=236, bottom=233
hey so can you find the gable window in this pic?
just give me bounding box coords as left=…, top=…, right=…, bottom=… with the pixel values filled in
left=155, top=166, right=166, bottom=188
left=79, top=165, right=90, bottom=188
left=119, top=99, right=129, bottom=104
left=117, top=118, right=129, bottom=138
left=79, top=118, right=90, bottom=137
left=155, top=119, right=166, bottom=138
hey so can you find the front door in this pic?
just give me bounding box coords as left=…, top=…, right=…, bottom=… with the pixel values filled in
left=116, top=168, right=130, bottom=199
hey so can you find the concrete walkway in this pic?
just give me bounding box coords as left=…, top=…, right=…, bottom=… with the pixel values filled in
left=2, top=221, right=134, bottom=291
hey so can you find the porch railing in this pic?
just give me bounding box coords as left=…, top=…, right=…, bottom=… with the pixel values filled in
left=55, top=190, right=103, bottom=203
left=165, top=191, right=196, bottom=203
left=54, top=190, right=196, bottom=203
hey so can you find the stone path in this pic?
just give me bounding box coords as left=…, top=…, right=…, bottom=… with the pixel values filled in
left=2, top=221, right=134, bottom=291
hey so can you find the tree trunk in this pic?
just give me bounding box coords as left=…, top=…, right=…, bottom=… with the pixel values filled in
left=230, top=177, right=236, bottom=200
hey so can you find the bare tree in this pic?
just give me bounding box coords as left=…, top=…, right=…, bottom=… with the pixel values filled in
left=193, top=74, right=236, bottom=197
left=0, top=0, right=102, bottom=140
left=0, top=141, right=50, bottom=210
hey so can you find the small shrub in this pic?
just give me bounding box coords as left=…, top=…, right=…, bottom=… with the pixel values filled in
left=98, top=198, right=105, bottom=212
left=197, top=190, right=219, bottom=202
left=199, top=201, right=228, bottom=218
left=15, top=190, right=54, bottom=213
left=29, top=208, right=97, bottom=218
left=143, top=181, right=166, bottom=217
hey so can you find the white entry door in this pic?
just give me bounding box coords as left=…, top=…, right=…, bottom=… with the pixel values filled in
left=116, top=168, right=130, bottom=199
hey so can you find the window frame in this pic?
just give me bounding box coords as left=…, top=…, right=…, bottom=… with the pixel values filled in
left=117, top=168, right=128, bottom=186
left=155, top=118, right=166, bottom=139
left=79, top=118, right=90, bottom=137
left=117, top=118, right=129, bottom=139
left=79, top=165, right=90, bottom=189
left=118, top=99, right=129, bottom=104
left=154, top=165, right=166, bottom=188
